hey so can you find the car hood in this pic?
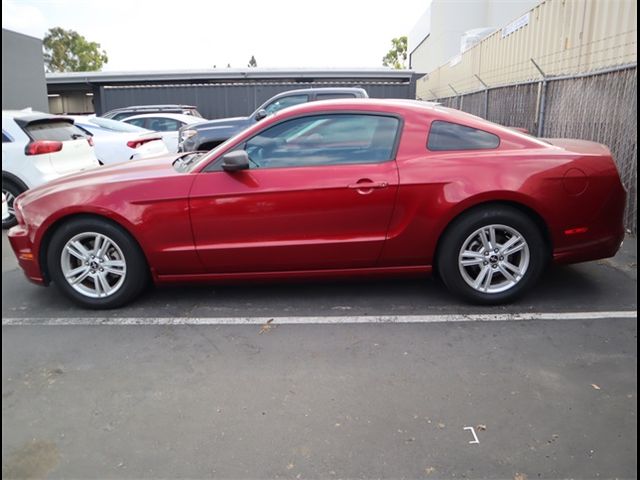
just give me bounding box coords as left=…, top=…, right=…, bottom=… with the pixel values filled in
left=190, top=116, right=253, bottom=132
left=19, top=154, right=185, bottom=204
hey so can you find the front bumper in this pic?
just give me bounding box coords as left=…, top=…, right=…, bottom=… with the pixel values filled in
left=8, top=225, right=47, bottom=285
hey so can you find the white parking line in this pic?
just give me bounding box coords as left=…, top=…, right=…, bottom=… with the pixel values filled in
left=1, top=311, right=637, bottom=326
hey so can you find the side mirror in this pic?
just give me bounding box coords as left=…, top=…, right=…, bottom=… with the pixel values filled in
left=221, top=150, right=250, bottom=172
left=254, top=109, right=268, bottom=121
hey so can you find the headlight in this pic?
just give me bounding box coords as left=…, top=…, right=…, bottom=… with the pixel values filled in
left=180, top=129, right=198, bottom=142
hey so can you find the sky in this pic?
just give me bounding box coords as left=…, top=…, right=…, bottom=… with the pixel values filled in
left=2, top=0, right=428, bottom=71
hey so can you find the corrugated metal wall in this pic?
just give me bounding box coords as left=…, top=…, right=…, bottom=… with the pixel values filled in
left=100, top=81, right=414, bottom=119
left=417, top=0, right=637, bottom=99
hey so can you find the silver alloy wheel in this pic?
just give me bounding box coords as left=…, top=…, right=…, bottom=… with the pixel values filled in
left=458, top=224, right=530, bottom=294
left=3, top=189, right=16, bottom=220
left=60, top=232, right=127, bottom=298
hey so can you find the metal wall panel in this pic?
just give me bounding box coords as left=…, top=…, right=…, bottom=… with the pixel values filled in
left=2, top=29, right=49, bottom=112
left=417, top=0, right=637, bottom=99
left=100, top=81, right=414, bottom=119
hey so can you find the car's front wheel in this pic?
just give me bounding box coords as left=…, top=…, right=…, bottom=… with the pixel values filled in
left=47, top=217, right=148, bottom=309
left=437, top=205, right=548, bottom=304
left=2, top=182, right=23, bottom=229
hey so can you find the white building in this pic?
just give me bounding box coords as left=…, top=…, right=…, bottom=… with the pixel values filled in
left=408, top=0, right=540, bottom=74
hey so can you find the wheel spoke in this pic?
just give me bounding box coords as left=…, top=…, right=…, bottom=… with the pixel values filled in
left=97, top=272, right=111, bottom=295
left=479, top=229, right=492, bottom=251
left=95, top=235, right=111, bottom=258
left=502, top=236, right=526, bottom=256
left=473, top=265, right=491, bottom=289
left=489, top=227, right=497, bottom=250
left=67, top=267, right=91, bottom=285
left=498, top=264, right=517, bottom=283
left=93, top=275, right=102, bottom=296
left=93, top=235, right=104, bottom=256
left=65, top=265, right=87, bottom=279
left=483, top=267, right=495, bottom=291
left=460, top=250, right=485, bottom=267
left=66, top=241, right=89, bottom=261
left=503, top=261, right=523, bottom=277
left=103, top=265, right=125, bottom=276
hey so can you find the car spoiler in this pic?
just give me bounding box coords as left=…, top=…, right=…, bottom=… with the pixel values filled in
left=508, top=126, right=530, bottom=135
left=14, top=115, right=75, bottom=128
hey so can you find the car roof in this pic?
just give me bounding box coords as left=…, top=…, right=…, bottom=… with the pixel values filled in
left=270, top=98, right=438, bottom=116
left=108, top=104, right=197, bottom=112
left=269, top=98, right=550, bottom=147
left=266, top=87, right=369, bottom=100
left=123, top=113, right=205, bottom=123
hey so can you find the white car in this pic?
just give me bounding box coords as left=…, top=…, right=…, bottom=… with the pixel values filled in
left=2, top=109, right=100, bottom=228
left=2, top=193, right=8, bottom=222
left=67, top=115, right=169, bottom=165
left=123, top=113, right=205, bottom=153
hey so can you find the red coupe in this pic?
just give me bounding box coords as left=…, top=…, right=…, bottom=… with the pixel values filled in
left=8, top=99, right=626, bottom=308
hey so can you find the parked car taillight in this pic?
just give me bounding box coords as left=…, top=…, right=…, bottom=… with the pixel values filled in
left=87, top=137, right=94, bottom=147
left=24, top=140, right=63, bottom=155
left=127, top=137, right=161, bottom=149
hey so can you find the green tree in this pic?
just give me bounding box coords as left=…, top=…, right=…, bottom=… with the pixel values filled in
left=43, top=27, right=108, bottom=72
left=382, top=36, right=407, bottom=70
left=248, top=55, right=257, bottom=67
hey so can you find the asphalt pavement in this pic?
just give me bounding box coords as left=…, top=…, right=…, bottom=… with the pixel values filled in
left=2, top=232, right=637, bottom=479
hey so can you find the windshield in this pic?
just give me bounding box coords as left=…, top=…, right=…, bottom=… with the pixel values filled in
left=89, top=116, right=150, bottom=133
left=182, top=127, right=250, bottom=172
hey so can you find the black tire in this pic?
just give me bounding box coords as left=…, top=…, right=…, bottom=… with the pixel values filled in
left=47, top=216, right=149, bottom=309
left=2, top=181, right=24, bottom=230
left=437, top=205, right=548, bottom=305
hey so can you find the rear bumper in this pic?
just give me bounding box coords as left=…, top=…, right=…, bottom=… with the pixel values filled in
left=7, top=225, right=47, bottom=285
left=553, top=229, right=625, bottom=264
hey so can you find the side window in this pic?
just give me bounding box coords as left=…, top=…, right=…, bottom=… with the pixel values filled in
left=2, top=131, right=12, bottom=143
left=112, top=112, right=132, bottom=121
left=242, top=114, right=399, bottom=169
left=316, top=93, right=357, bottom=100
left=146, top=118, right=181, bottom=132
left=125, top=118, right=148, bottom=128
left=263, top=94, right=308, bottom=115
left=427, top=120, right=500, bottom=151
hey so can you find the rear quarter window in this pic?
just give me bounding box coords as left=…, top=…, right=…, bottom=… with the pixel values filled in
left=427, top=120, right=500, bottom=151
left=25, top=121, right=88, bottom=142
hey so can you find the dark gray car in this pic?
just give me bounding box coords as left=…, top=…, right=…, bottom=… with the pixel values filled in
left=177, top=87, right=368, bottom=152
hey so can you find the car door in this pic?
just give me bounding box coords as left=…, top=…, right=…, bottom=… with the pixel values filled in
left=188, top=113, right=402, bottom=273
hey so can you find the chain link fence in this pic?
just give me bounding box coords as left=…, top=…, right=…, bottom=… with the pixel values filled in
left=436, top=65, right=637, bottom=234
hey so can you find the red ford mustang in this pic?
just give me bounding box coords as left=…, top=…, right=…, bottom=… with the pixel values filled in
left=8, top=99, right=626, bottom=309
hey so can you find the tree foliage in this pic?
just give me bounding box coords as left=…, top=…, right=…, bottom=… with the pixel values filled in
left=248, top=55, right=258, bottom=67
left=43, top=27, right=108, bottom=72
left=382, top=36, right=407, bottom=70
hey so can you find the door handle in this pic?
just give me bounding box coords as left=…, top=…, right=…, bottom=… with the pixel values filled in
left=348, top=181, right=389, bottom=190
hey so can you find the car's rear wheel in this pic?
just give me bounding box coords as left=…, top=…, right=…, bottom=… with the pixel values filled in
left=47, top=217, right=148, bottom=309
left=437, top=205, right=548, bottom=304
left=2, top=182, right=23, bottom=229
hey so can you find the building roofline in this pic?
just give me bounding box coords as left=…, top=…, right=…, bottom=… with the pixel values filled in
left=2, top=27, right=43, bottom=42
left=46, top=68, right=415, bottom=85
